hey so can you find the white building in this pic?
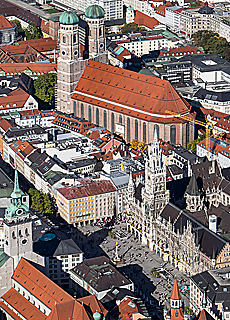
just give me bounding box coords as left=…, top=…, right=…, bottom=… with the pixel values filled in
left=53, top=0, right=123, bottom=20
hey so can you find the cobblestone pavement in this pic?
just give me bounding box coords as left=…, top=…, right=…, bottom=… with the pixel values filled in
left=72, top=222, right=190, bottom=316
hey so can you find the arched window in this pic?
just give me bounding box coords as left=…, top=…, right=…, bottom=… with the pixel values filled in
left=143, top=122, right=146, bottom=142
left=19, top=230, right=22, bottom=237
left=63, top=36, right=66, bottom=43
left=135, top=120, right=138, bottom=140
left=111, top=113, right=115, bottom=133
left=186, top=122, right=190, bottom=146
left=154, top=124, right=159, bottom=139
left=170, top=125, right=176, bottom=145
left=104, top=110, right=107, bottom=129
left=25, top=228, right=28, bottom=235
left=81, top=103, right=84, bottom=119
left=88, top=105, right=92, bottom=122
left=119, top=115, right=122, bottom=124
left=12, top=231, right=15, bottom=238
left=99, top=27, right=102, bottom=36
left=73, top=101, right=76, bottom=116
left=96, top=108, right=99, bottom=125
left=127, top=118, right=130, bottom=143
left=73, top=34, right=76, bottom=43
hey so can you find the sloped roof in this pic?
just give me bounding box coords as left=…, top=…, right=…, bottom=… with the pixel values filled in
left=53, top=239, right=82, bottom=256
left=12, top=258, right=74, bottom=310
left=185, top=174, right=200, bottom=196
left=170, top=280, right=181, bottom=300
left=1, top=288, right=46, bottom=320
left=57, top=179, right=116, bottom=200
left=72, top=61, right=191, bottom=122
left=0, top=15, right=15, bottom=29
left=2, top=38, right=57, bottom=55
left=134, top=10, right=159, bottom=29
left=0, top=63, right=57, bottom=75
left=0, top=88, right=29, bottom=111
left=194, top=309, right=215, bottom=320
left=71, top=256, right=132, bottom=292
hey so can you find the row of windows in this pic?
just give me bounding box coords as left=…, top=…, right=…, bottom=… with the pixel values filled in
left=79, top=104, right=191, bottom=144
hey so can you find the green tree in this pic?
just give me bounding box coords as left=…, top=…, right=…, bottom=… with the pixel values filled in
left=25, top=22, right=41, bottom=40
left=187, top=133, right=206, bottom=154
left=189, top=1, right=200, bottom=7
left=28, top=188, right=53, bottom=215
left=43, top=194, right=52, bottom=215
left=121, top=23, right=146, bottom=33
left=186, top=307, right=193, bottom=317
left=11, top=19, right=24, bottom=36
left=34, top=73, right=57, bottom=106
left=192, top=30, right=230, bottom=59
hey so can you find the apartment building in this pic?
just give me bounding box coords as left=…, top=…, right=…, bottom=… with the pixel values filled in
left=53, top=0, right=123, bottom=20
left=56, top=179, right=117, bottom=226
left=106, top=29, right=181, bottom=57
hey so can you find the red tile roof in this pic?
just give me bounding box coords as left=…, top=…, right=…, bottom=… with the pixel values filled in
left=72, top=60, right=191, bottom=123
left=0, top=63, right=57, bottom=75
left=0, top=118, right=14, bottom=132
left=12, top=258, right=73, bottom=310
left=155, top=4, right=168, bottom=16
left=2, top=288, right=47, bottom=320
left=2, top=38, right=57, bottom=55
left=0, top=15, right=15, bottom=29
left=134, top=11, right=160, bottom=30
left=170, top=280, right=181, bottom=300
left=0, top=88, right=29, bottom=111
left=41, top=19, right=49, bottom=34
left=159, top=45, right=203, bottom=57
left=0, top=301, right=23, bottom=320
left=10, top=140, right=35, bottom=159
left=58, top=179, right=116, bottom=200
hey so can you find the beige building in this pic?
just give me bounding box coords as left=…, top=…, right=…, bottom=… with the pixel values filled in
left=179, top=5, right=221, bottom=37
left=56, top=179, right=117, bottom=226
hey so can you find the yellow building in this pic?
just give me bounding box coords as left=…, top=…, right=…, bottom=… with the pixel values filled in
left=56, top=179, right=117, bottom=226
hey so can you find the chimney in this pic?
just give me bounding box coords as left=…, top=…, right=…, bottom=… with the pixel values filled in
left=209, top=215, right=217, bottom=233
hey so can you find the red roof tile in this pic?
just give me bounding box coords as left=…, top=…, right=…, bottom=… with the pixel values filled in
left=12, top=258, right=74, bottom=310
left=2, top=288, right=46, bottom=320
left=0, top=15, right=15, bottom=29
left=41, top=19, right=49, bottom=34
left=2, top=37, right=57, bottom=55
left=72, top=60, right=191, bottom=122
left=0, top=63, right=57, bottom=75
left=160, top=45, right=203, bottom=57
left=134, top=11, right=160, bottom=29
left=170, top=280, right=181, bottom=300
left=58, top=179, right=116, bottom=200
left=0, top=88, right=29, bottom=111
left=0, top=118, right=14, bottom=132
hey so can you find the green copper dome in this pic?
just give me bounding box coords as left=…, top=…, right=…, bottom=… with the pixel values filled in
left=59, top=11, right=79, bottom=25
left=93, top=312, right=101, bottom=320
left=85, top=4, right=105, bottom=19
left=127, top=5, right=134, bottom=10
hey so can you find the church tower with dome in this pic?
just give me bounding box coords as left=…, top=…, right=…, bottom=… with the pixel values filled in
left=56, top=6, right=108, bottom=114
left=4, top=170, right=32, bottom=263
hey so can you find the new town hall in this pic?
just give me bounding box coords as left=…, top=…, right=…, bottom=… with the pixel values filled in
left=127, top=128, right=230, bottom=276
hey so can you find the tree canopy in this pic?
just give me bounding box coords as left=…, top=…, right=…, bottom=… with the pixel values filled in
left=11, top=19, right=24, bottom=36
left=189, top=1, right=200, bottom=7
left=187, top=133, right=206, bottom=154
left=25, top=22, right=41, bottom=40
left=28, top=188, right=52, bottom=215
left=192, top=30, right=230, bottom=61
left=121, top=23, right=146, bottom=33
left=130, top=139, right=148, bottom=152
left=34, top=73, right=57, bottom=106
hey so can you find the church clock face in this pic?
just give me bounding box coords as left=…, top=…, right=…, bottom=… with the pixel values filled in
left=21, top=238, right=28, bottom=246
left=99, top=42, right=104, bottom=49
left=16, top=208, right=24, bottom=216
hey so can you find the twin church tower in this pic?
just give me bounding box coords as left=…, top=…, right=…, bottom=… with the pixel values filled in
left=57, top=5, right=108, bottom=114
